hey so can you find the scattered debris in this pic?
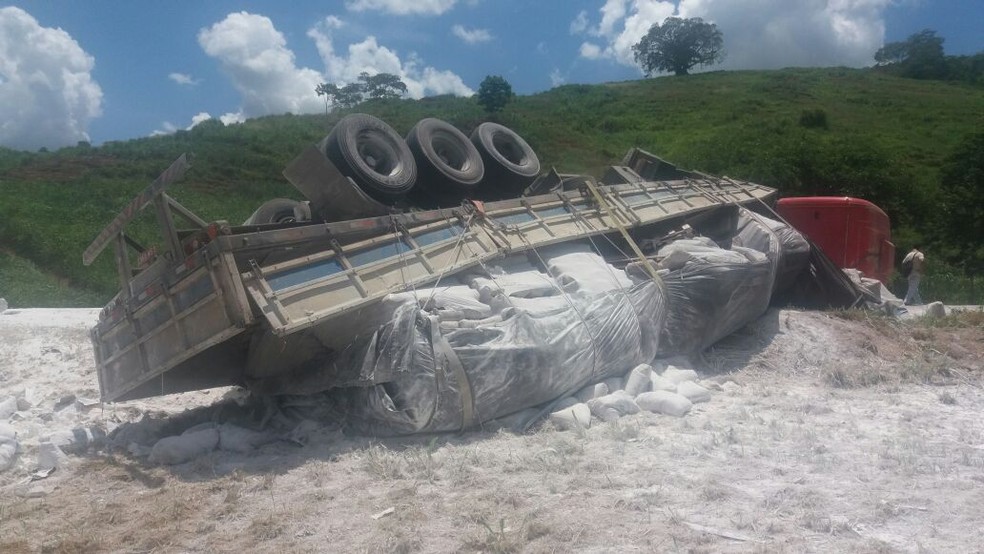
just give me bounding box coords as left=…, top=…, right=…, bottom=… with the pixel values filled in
left=371, top=507, right=396, bottom=520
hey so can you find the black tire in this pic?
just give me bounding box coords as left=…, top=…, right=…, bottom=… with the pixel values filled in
left=321, top=114, right=417, bottom=202
left=406, top=118, right=484, bottom=204
left=470, top=122, right=540, bottom=197
left=243, top=198, right=307, bottom=225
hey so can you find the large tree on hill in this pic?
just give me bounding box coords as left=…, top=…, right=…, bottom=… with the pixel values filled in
left=874, top=29, right=947, bottom=80
left=477, top=75, right=513, bottom=113
left=315, top=72, right=408, bottom=113
left=633, top=17, right=724, bottom=76
left=358, top=72, right=408, bottom=100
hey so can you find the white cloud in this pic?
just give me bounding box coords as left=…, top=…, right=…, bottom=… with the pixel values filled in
left=194, top=12, right=472, bottom=123
left=345, top=0, right=458, bottom=16
left=198, top=12, right=324, bottom=118
left=0, top=7, right=102, bottom=150
left=452, top=24, right=492, bottom=44
left=677, top=0, right=891, bottom=69
left=151, top=111, right=243, bottom=137
left=189, top=112, right=212, bottom=128
left=597, top=0, right=631, bottom=37
left=309, top=18, right=473, bottom=99
left=578, top=0, right=893, bottom=71
left=570, top=10, right=589, bottom=34
left=219, top=111, right=246, bottom=125
left=168, top=72, right=199, bottom=86
left=150, top=122, right=178, bottom=137
left=580, top=42, right=605, bottom=60
left=323, top=15, right=344, bottom=29
left=550, top=69, right=566, bottom=87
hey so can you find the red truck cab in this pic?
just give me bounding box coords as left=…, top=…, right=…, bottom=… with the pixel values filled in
left=776, top=196, right=895, bottom=285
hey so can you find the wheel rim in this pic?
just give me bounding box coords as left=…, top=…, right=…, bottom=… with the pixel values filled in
left=491, top=131, right=528, bottom=165
left=431, top=129, right=471, bottom=171
left=355, top=129, right=403, bottom=177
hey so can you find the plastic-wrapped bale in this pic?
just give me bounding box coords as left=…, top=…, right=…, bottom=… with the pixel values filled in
left=326, top=254, right=666, bottom=436
left=656, top=238, right=774, bottom=357
left=731, top=207, right=810, bottom=299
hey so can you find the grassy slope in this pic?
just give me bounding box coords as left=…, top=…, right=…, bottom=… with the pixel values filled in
left=0, top=68, right=981, bottom=306
left=0, top=250, right=105, bottom=308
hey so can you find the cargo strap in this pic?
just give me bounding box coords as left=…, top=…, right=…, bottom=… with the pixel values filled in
left=428, top=315, right=475, bottom=431
left=582, top=177, right=661, bottom=281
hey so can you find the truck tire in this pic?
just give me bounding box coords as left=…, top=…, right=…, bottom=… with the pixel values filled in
left=243, top=198, right=307, bottom=225
left=406, top=118, right=484, bottom=204
left=322, top=114, right=417, bottom=202
left=470, top=122, right=540, bottom=196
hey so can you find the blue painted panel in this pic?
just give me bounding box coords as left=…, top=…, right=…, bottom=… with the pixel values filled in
left=348, top=239, right=411, bottom=267
left=535, top=206, right=569, bottom=219
left=414, top=224, right=464, bottom=247
left=268, top=259, right=344, bottom=292
left=495, top=212, right=535, bottom=226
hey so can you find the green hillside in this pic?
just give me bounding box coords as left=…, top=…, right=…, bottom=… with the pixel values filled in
left=1, top=67, right=982, bottom=307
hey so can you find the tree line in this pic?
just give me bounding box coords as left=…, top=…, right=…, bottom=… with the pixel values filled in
left=316, top=73, right=515, bottom=114
left=875, top=29, right=983, bottom=84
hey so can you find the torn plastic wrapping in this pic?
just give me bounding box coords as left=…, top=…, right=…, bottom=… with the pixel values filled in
left=652, top=209, right=809, bottom=356
left=655, top=239, right=775, bottom=357
left=321, top=248, right=666, bottom=436
left=731, top=208, right=810, bottom=298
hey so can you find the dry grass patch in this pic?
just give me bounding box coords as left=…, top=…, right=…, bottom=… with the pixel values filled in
left=463, top=511, right=552, bottom=554
left=915, top=309, right=984, bottom=329
left=821, top=364, right=890, bottom=388
left=828, top=309, right=900, bottom=335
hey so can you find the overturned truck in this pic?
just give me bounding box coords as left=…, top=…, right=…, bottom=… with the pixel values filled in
left=85, top=115, right=825, bottom=433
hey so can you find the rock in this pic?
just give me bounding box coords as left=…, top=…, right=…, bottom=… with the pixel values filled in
left=0, top=423, right=18, bottom=471
left=636, top=391, right=693, bottom=417
left=148, top=428, right=219, bottom=465
left=575, top=382, right=609, bottom=403
left=17, top=485, right=48, bottom=499
left=603, top=377, right=624, bottom=393
left=624, top=364, right=653, bottom=396
left=0, top=396, right=17, bottom=419
left=75, top=397, right=101, bottom=410
left=650, top=374, right=677, bottom=393
left=16, top=388, right=42, bottom=411
left=925, top=302, right=946, bottom=318
left=662, top=367, right=699, bottom=385
left=37, top=441, right=68, bottom=471
left=53, top=394, right=76, bottom=411
left=549, top=402, right=592, bottom=431
left=587, top=390, right=640, bottom=422
left=676, top=381, right=711, bottom=403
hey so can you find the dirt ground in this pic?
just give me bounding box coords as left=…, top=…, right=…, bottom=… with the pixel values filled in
left=1, top=306, right=982, bottom=553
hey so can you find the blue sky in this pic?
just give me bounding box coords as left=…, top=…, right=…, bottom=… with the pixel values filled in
left=2, top=1, right=981, bottom=151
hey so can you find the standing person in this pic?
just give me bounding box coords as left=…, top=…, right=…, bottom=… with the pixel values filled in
left=902, top=247, right=925, bottom=305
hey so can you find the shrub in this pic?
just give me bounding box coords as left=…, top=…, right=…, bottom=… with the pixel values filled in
left=799, top=109, right=829, bottom=129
